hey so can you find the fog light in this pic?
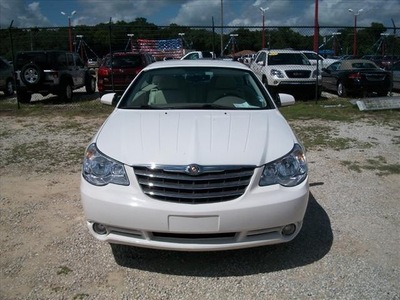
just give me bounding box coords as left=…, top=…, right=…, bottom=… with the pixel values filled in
left=93, top=223, right=108, bottom=235
left=282, top=224, right=296, bottom=236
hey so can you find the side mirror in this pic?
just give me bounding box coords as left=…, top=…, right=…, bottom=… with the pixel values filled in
left=277, top=93, right=295, bottom=107
left=100, top=93, right=120, bottom=106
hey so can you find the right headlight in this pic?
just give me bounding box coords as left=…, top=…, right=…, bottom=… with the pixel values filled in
left=82, top=143, right=129, bottom=186
left=270, top=69, right=285, bottom=78
left=259, top=144, right=308, bottom=187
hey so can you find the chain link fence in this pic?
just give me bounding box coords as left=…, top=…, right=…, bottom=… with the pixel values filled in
left=1, top=23, right=398, bottom=102
left=1, top=24, right=398, bottom=61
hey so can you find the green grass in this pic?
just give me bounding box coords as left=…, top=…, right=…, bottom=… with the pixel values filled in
left=0, top=99, right=113, bottom=118
left=1, top=97, right=399, bottom=175
left=280, top=98, right=400, bottom=124
left=341, top=157, right=400, bottom=176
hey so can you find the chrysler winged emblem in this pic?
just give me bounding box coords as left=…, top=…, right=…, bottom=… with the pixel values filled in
left=185, top=164, right=202, bottom=176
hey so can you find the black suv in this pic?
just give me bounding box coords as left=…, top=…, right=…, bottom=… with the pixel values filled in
left=15, top=50, right=96, bottom=103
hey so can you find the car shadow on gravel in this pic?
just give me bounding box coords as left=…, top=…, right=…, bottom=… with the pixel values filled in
left=110, top=192, right=333, bottom=276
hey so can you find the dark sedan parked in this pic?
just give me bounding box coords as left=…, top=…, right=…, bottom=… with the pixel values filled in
left=321, top=59, right=391, bottom=97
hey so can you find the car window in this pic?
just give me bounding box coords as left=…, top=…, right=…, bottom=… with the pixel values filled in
left=16, top=52, right=47, bottom=69
left=255, top=52, right=266, bottom=64
left=66, top=53, right=74, bottom=67
left=56, top=53, right=67, bottom=67
left=327, top=61, right=340, bottom=71
left=201, top=52, right=213, bottom=58
left=74, top=54, right=85, bottom=67
left=119, top=67, right=272, bottom=110
left=351, top=62, right=377, bottom=69
left=107, top=55, right=142, bottom=68
left=268, top=53, right=310, bottom=65
left=303, top=52, right=321, bottom=60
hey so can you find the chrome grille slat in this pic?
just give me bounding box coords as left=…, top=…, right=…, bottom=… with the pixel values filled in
left=134, top=165, right=255, bottom=204
left=137, top=177, right=251, bottom=190
left=134, top=168, right=254, bottom=181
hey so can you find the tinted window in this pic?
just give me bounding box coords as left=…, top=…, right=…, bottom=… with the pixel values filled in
left=119, top=67, right=272, bottom=109
left=16, top=52, right=47, bottom=69
left=106, top=55, right=142, bottom=68
left=268, top=53, right=310, bottom=65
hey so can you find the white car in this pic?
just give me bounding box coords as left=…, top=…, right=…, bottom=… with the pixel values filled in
left=180, top=51, right=215, bottom=60
left=80, top=60, right=309, bottom=253
left=250, top=49, right=322, bottom=100
left=301, top=50, right=339, bottom=69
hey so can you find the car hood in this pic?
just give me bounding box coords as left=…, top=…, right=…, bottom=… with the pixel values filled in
left=95, top=109, right=297, bottom=166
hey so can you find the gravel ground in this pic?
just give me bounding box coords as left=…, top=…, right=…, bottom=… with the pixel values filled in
left=0, top=93, right=399, bottom=300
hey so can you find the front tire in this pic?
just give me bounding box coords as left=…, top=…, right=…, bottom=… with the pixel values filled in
left=59, top=81, right=73, bottom=102
left=3, top=79, right=14, bottom=96
left=337, top=81, right=347, bottom=97
left=85, top=75, right=96, bottom=94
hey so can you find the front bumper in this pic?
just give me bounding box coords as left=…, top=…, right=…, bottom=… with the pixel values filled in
left=80, top=167, right=309, bottom=251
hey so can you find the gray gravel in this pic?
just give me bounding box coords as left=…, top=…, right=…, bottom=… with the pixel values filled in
left=0, top=95, right=399, bottom=300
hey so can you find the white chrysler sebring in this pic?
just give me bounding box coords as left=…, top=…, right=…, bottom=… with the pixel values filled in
left=80, top=59, right=309, bottom=252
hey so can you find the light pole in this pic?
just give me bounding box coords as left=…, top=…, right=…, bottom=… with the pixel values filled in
left=332, top=32, right=341, bottom=56
left=126, top=33, right=134, bottom=51
left=348, top=8, right=363, bottom=57
left=259, top=7, right=269, bottom=49
left=61, top=10, right=77, bottom=52
left=178, top=32, right=185, bottom=56
left=230, top=34, right=238, bottom=55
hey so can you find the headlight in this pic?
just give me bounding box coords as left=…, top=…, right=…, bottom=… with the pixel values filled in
left=259, top=144, right=307, bottom=187
left=271, top=69, right=284, bottom=78
left=82, top=143, right=129, bottom=186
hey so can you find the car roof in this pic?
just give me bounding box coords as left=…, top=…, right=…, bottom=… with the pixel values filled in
left=339, top=59, right=379, bottom=69
left=260, top=49, right=303, bottom=54
left=142, top=59, right=251, bottom=71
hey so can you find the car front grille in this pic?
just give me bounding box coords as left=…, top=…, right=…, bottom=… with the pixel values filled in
left=133, top=165, right=255, bottom=204
left=285, top=70, right=311, bottom=78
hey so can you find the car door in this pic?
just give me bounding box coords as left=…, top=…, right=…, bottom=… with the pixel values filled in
left=322, top=61, right=340, bottom=91
left=73, top=53, right=86, bottom=87
left=250, top=52, right=266, bottom=81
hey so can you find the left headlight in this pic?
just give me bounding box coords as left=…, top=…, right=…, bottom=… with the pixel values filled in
left=259, top=144, right=307, bottom=187
left=82, top=143, right=129, bottom=186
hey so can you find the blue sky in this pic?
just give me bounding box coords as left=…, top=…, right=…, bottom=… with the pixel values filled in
left=1, top=0, right=399, bottom=29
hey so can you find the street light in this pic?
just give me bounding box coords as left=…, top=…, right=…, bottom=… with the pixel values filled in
left=348, top=8, right=363, bottom=57
left=126, top=33, right=134, bottom=51
left=230, top=33, right=238, bottom=55
left=61, top=10, right=77, bottom=52
left=332, top=32, right=341, bottom=56
left=178, top=33, right=185, bottom=56
left=259, top=7, right=269, bottom=49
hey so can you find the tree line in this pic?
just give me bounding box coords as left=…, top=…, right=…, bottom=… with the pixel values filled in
left=0, top=17, right=398, bottom=61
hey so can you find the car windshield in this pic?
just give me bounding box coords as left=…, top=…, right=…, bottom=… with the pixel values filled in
left=118, top=67, right=272, bottom=109
left=268, top=53, right=310, bottom=65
